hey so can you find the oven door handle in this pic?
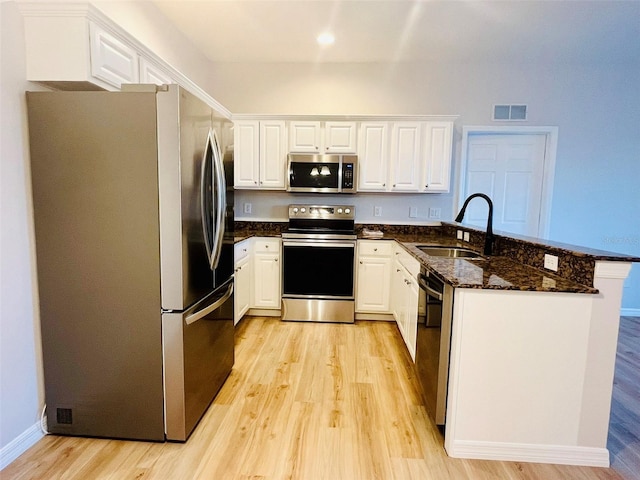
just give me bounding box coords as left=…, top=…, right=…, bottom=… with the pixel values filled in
left=283, top=241, right=355, bottom=248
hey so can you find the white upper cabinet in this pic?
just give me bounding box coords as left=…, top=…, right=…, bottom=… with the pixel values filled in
left=389, top=122, right=422, bottom=192
left=289, top=121, right=322, bottom=153
left=357, top=122, right=389, bottom=191
left=139, top=57, right=174, bottom=86
left=89, top=23, right=139, bottom=87
left=422, top=121, right=453, bottom=192
left=324, top=122, right=357, bottom=153
left=234, top=120, right=287, bottom=189
left=289, top=121, right=357, bottom=153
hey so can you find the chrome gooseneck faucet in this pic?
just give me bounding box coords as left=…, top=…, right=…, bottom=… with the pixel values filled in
left=455, top=193, right=495, bottom=256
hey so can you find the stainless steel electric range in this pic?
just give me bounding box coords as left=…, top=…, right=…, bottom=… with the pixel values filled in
left=281, top=204, right=356, bottom=323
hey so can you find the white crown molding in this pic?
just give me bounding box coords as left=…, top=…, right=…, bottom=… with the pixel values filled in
left=232, top=113, right=460, bottom=122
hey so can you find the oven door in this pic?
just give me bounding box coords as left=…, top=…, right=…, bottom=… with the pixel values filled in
left=282, top=240, right=355, bottom=298
left=281, top=239, right=356, bottom=323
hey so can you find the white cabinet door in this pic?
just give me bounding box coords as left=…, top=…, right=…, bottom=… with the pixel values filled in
left=234, top=121, right=260, bottom=188
left=252, top=239, right=281, bottom=309
left=390, top=122, right=422, bottom=192
left=89, top=22, right=139, bottom=88
left=405, top=274, right=419, bottom=361
left=139, top=57, right=173, bottom=85
left=356, top=256, right=392, bottom=312
left=355, top=241, right=393, bottom=313
left=357, top=122, right=389, bottom=191
left=289, top=121, right=321, bottom=153
left=234, top=255, right=251, bottom=323
left=423, top=121, right=453, bottom=192
left=324, top=121, right=357, bottom=153
left=259, top=120, right=287, bottom=189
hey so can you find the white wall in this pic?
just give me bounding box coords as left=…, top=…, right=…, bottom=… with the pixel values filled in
left=209, top=61, right=640, bottom=312
left=0, top=3, right=45, bottom=466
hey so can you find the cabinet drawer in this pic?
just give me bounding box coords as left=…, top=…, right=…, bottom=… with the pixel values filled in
left=358, top=240, right=393, bottom=256
left=234, top=240, right=250, bottom=263
left=254, top=238, right=280, bottom=253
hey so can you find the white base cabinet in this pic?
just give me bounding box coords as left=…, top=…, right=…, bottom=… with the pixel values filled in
left=355, top=241, right=393, bottom=313
left=251, top=238, right=281, bottom=310
left=391, top=244, right=420, bottom=361
left=234, top=240, right=252, bottom=324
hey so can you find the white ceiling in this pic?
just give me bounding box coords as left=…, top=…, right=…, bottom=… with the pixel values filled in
left=152, top=0, right=640, bottom=64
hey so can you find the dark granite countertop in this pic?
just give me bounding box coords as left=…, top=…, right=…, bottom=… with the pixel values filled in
left=235, top=221, right=638, bottom=294
left=359, top=234, right=597, bottom=293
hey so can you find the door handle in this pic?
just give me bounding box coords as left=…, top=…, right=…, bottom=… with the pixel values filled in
left=185, top=283, right=233, bottom=325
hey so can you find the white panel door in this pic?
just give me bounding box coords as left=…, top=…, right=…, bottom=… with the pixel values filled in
left=464, top=134, right=547, bottom=236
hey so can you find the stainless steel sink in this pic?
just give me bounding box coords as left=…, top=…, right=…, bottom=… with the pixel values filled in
left=416, top=245, right=485, bottom=259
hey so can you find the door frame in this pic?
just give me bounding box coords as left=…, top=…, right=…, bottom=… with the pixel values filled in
left=457, top=125, right=558, bottom=239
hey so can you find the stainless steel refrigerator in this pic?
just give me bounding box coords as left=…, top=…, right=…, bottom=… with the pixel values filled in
left=26, top=84, right=235, bottom=442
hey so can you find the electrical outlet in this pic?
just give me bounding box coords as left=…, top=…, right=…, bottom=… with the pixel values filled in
left=463, top=232, right=470, bottom=242
left=457, top=230, right=463, bottom=240
left=428, top=207, right=441, bottom=219
left=374, top=206, right=382, bottom=217
left=409, top=207, right=417, bottom=218
left=544, top=254, right=559, bottom=271
left=243, top=203, right=252, bottom=214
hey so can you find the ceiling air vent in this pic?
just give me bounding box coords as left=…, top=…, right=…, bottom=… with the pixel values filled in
left=493, top=104, right=527, bottom=121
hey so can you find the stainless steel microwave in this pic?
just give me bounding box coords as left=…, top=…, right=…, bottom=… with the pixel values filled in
left=287, top=154, right=357, bottom=193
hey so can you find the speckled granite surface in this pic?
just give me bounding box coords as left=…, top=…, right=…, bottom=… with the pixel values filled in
left=235, top=221, right=639, bottom=294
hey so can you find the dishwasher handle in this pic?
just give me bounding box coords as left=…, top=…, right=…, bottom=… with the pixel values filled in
left=419, top=275, right=443, bottom=301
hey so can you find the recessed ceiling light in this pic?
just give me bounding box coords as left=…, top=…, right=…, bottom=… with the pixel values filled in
left=317, top=32, right=335, bottom=46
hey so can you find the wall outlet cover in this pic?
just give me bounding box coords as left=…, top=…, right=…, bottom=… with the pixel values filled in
left=409, top=207, right=418, bottom=218
left=544, top=254, right=559, bottom=271
left=243, top=203, right=252, bottom=214
left=374, top=206, right=382, bottom=217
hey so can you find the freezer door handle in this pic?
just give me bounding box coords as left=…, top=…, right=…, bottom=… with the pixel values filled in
left=185, top=283, right=233, bottom=325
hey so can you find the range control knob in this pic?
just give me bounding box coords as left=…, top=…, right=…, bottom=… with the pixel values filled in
left=345, top=208, right=351, bottom=214
left=337, top=208, right=343, bottom=214
left=292, top=207, right=299, bottom=214
left=300, top=207, right=306, bottom=213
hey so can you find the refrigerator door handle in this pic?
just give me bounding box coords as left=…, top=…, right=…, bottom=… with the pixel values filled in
left=185, top=282, right=233, bottom=325
left=210, top=129, right=225, bottom=270
left=200, top=132, right=215, bottom=268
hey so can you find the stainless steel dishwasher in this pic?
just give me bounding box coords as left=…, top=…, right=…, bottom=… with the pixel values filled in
left=415, top=266, right=454, bottom=427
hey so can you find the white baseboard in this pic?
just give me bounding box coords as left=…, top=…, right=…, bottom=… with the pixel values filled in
left=621, top=307, right=640, bottom=317
left=0, top=422, right=44, bottom=471
left=446, top=439, right=610, bottom=467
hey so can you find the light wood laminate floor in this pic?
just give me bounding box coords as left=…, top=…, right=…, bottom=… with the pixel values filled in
left=3, top=316, right=633, bottom=480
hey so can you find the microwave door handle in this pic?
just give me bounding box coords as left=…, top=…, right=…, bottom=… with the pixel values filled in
left=200, top=134, right=214, bottom=268
left=210, top=129, right=225, bottom=270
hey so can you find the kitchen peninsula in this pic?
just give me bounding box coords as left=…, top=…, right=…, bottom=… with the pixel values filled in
left=235, top=220, right=639, bottom=467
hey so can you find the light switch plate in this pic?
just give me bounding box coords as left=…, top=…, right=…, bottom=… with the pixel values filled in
left=409, top=207, right=417, bottom=218
left=428, top=207, right=441, bottom=219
